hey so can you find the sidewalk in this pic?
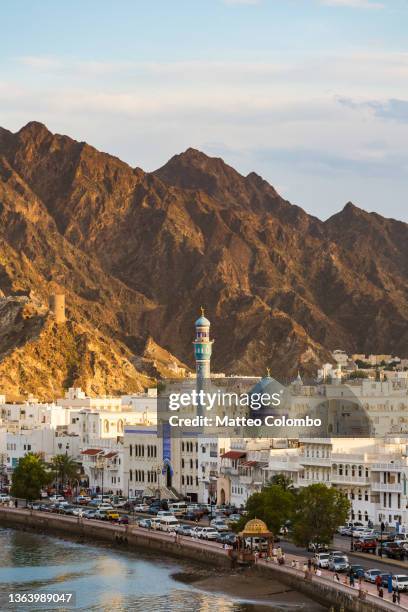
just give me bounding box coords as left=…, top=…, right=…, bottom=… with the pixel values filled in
left=258, top=550, right=408, bottom=610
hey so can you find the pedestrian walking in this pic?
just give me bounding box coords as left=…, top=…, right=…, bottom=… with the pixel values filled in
left=392, top=590, right=397, bottom=604
left=379, top=587, right=384, bottom=598
left=350, top=574, right=355, bottom=587
left=333, top=572, right=340, bottom=583
left=375, top=574, right=382, bottom=592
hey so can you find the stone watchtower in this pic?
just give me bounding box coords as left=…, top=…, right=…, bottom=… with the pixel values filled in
left=49, top=293, right=66, bottom=324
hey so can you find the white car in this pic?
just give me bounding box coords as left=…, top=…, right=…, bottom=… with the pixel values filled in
left=199, top=527, right=218, bottom=540
left=97, top=503, right=113, bottom=511
left=0, top=493, right=11, bottom=503
left=49, top=495, right=65, bottom=503
left=134, top=504, right=149, bottom=512
left=351, top=527, right=366, bottom=537
left=72, top=507, right=83, bottom=517
left=392, top=575, right=408, bottom=592
left=314, top=552, right=330, bottom=568
left=190, top=526, right=204, bottom=538
left=210, top=519, right=230, bottom=532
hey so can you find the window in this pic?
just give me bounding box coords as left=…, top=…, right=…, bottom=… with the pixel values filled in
left=129, top=469, right=133, bottom=482
left=129, top=444, right=132, bottom=457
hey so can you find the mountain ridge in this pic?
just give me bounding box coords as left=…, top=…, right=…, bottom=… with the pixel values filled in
left=0, top=121, right=407, bottom=398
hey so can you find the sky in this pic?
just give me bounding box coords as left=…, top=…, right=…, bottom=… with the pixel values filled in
left=1, top=0, right=408, bottom=221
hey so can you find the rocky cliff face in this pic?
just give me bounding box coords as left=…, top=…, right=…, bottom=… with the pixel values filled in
left=0, top=121, right=407, bottom=398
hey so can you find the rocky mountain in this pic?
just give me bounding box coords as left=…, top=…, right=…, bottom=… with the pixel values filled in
left=0, top=121, right=407, bottom=398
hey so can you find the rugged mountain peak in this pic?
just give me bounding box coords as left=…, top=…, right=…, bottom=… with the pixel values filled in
left=17, top=121, right=52, bottom=141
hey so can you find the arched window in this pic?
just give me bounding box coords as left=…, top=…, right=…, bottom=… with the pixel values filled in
left=358, top=465, right=363, bottom=478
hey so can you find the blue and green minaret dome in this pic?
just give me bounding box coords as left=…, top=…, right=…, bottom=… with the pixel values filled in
left=195, top=306, right=211, bottom=327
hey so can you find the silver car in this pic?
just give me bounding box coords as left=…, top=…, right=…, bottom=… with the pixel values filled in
left=328, top=556, right=349, bottom=572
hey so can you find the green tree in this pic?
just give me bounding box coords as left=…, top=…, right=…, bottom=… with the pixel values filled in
left=11, top=453, right=51, bottom=502
left=50, top=454, right=80, bottom=487
left=349, top=370, right=368, bottom=379
left=292, top=483, right=350, bottom=547
left=269, top=474, right=294, bottom=491
left=234, top=484, right=295, bottom=535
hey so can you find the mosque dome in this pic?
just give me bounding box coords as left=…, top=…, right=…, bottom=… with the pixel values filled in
left=241, top=518, right=271, bottom=536
left=195, top=307, right=210, bottom=327
left=195, top=315, right=211, bottom=327
left=249, top=370, right=273, bottom=395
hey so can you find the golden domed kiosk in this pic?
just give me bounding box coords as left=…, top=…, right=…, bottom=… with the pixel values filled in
left=237, top=518, right=274, bottom=564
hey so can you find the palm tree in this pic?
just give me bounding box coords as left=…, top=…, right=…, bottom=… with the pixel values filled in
left=50, top=454, right=80, bottom=490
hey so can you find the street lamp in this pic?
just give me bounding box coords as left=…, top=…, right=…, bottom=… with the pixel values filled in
left=380, top=521, right=385, bottom=557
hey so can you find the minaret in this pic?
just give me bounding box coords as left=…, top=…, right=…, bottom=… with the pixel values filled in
left=193, top=307, right=213, bottom=385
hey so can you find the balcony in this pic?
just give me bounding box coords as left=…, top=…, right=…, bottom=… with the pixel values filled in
left=370, top=482, right=403, bottom=493
left=371, top=462, right=407, bottom=471
left=331, top=475, right=368, bottom=485
left=300, top=456, right=332, bottom=467
left=220, top=466, right=239, bottom=476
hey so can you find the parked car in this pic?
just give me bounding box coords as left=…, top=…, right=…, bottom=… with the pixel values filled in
left=133, top=504, right=149, bottom=512
left=349, top=564, right=365, bottom=578
left=199, top=527, right=219, bottom=540
left=392, top=575, right=408, bottom=592
left=210, top=519, right=230, bottom=532
left=49, top=495, right=65, bottom=503
left=337, top=525, right=348, bottom=536
left=364, top=569, right=382, bottom=583
left=314, top=553, right=330, bottom=568
left=329, top=551, right=348, bottom=562
left=138, top=518, right=152, bottom=529
left=83, top=509, right=97, bottom=519
left=328, top=556, right=349, bottom=573
left=308, top=542, right=329, bottom=553
left=0, top=493, right=11, bottom=503
left=74, top=495, right=91, bottom=505
left=227, top=514, right=241, bottom=524
left=176, top=524, right=192, bottom=537
left=353, top=537, right=377, bottom=554
left=72, top=507, right=83, bottom=517
left=27, top=502, right=41, bottom=510
left=96, top=503, right=114, bottom=511
left=190, top=526, right=205, bottom=538
left=382, top=541, right=405, bottom=559
left=351, top=527, right=366, bottom=538
left=159, top=516, right=179, bottom=532
left=118, top=515, right=129, bottom=525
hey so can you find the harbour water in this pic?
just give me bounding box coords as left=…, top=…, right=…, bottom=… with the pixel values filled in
left=0, top=527, right=326, bottom=611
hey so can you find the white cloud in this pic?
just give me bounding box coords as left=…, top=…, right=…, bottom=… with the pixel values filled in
left=320, top=0, right=384, bottom=8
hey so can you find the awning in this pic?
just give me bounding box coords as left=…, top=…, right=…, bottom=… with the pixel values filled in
left=241, top=460, right=268, bottom=468
left=81, top=449, right=103, bottom=455
left=221, top=451, right=246, bottom=460
left=104, top=452, right=118, bottom=459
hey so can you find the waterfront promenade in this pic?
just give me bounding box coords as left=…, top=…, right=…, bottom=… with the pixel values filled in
left=0, top=506, right=403, bottom=611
